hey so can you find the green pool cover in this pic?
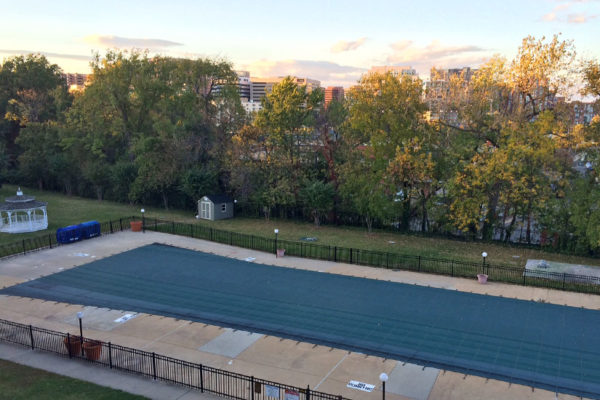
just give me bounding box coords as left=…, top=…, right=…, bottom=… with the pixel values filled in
left=2, top=243, right=599, bottom=398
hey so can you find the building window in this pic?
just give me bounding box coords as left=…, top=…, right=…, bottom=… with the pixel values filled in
left=221, top=204, right=226, bottom=213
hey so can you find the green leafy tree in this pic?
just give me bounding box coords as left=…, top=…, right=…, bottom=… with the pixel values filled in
left=299, top=180, right=335, bottom=226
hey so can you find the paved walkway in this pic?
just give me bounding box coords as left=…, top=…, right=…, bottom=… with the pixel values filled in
left=0, top=342, right=219, bottom=399
left=0, top=230, right=595, bottom=400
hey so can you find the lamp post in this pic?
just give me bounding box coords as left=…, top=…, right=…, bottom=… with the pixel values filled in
left=379, top=372, right=388, bottom=400
left=274, top=229, right=279, bottom=257
left=481, top=251, right=487, bottom=274
left=141, top=208, right=145, bottom=233
left=77, top=311, right=84, bottom=356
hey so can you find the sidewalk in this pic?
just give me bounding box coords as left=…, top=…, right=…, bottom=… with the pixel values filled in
left=0, top=342, right=220, bottom=400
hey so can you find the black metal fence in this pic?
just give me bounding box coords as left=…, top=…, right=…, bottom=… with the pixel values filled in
left=0, top=318, right=348, bottom=400
left=144, top=218, right=600, bottom=295
left=0, top=217, right=137, bottom=259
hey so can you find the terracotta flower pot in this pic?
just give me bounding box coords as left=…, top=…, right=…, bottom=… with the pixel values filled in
left=82, top=340, right=102, bottom=361
left=63, top=335, right=82, bottom=356
left=277, top=249, right=285, bottom=257
left=130, top=221, right=143, bottom=232
left=477, top=273, right=488, bottom=284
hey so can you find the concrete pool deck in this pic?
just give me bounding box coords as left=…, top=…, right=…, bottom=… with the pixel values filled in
left=0, top=230, right=596, bottom=400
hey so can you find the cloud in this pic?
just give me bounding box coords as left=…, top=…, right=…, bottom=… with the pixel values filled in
left=542, top=1, right=599, bottom=23
left=385, top=40, right=488, bottom=73
left=541, top=12, right=557, bottom=21
left=567, top=12, right=598, bottom=22
left=331, top=37, right=368, bottom=53
left=240, top=59, right=366, bottom=87
left=0, top=49, right=91, bottom=61
left=84, top=35, right=182, bottom=49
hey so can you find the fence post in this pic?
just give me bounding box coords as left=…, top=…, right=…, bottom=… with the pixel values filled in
left=29, top=325, right=34, bottom=349
left=152, top=352, right=157, bottom=380
left=108, top=342, right=112, bottom=368
left=191, top=224, right=194, bottom=238
left=110, top=220, right=113, bottom=234
left=67, top=333, right=72, bottom=358
left=334, top=246, right=337, bottom=262
left=199, top=364, right=204, bottom=392
left=119, top=218, right=123, bottom=231
left=350, top=248, right=353, bottom=264
left=418, top=256, right=421, bottom=271
left=386, top=253, right=389, bottom=269
left=563, top=273, right=566, bottom=289
left=172, top=221, right=175, bottom=234
left=251, top=376, right=255, bottom=400
left=154, top=218, right=157, bottom=231
left=48, top=234, right=52, bottom=249
left=210, top=228, right=213, bottom=241
left=451, top=260, right=454, bottom=277
left=230, top=231, right=232, bottom=246
left=307, top=385, right=311, bottom=400
left=22, top=239, right=26, bottom=255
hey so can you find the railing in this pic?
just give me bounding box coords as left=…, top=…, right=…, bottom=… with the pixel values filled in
left=143, top=218, right=600, bottom=295
left=0, top=318, right=348, bottom=400
left=0, top=217, right=136, bottom=259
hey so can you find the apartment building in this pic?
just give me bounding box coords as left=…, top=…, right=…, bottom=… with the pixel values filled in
left=62, top=73, right=89, bottom=92
left=324, top=86, right=344, bottom=108
left=368, top=66, right=417, bottom=78
left=425, top=67, right=476, bottom=123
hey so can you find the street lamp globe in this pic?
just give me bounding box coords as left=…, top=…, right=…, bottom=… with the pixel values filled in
left=379, top=372, right=388, bottom=382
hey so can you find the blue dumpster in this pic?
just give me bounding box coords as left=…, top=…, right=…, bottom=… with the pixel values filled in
left=79, top=221, right=100, bottom=239
left=56, top=225, right=82, bottom=244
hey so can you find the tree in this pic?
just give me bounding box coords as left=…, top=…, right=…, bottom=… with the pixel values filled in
left=299, top=180, right=335, bottom=226
left=342, top=71, right=432, bottom=232
left=0, top=54, right=69, bottom=175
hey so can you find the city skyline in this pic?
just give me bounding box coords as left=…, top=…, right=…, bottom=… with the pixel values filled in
left=1, top=0, right=599, bottom=87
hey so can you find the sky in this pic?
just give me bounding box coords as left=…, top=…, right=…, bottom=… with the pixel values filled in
left=0, top=0, right=599, bottom=87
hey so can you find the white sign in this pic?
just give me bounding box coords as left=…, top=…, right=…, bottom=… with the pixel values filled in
left=347, top=380, right=375, bottom=392
left=284, top=389, right=300, bottom=400
left=265, top=385, right=279, bottom=398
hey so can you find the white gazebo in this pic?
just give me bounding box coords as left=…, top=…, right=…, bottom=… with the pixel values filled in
left=0, top=188, right=48, bottom=233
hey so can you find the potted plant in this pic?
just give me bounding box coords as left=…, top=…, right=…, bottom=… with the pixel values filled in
left=63, top=335, right=82, bottom=356
left=130, top=220, right=143, bottom=232
left=82, top=339, right=103, bottom=361
left=477, top=273, right=488, bottom=284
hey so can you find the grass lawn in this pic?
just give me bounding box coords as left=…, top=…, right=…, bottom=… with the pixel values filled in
left=0, top=359, right=147, bottom=400
left=1, top=184, right=599, bottom=268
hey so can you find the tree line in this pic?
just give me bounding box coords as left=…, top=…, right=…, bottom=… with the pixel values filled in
left=1, top=36, right=600, bottom=253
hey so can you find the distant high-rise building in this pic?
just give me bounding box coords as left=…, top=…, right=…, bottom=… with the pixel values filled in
left=324, top=86, right=344, bottom=107
left=235, top=71, right=251, bottom=101
left=368, top=66, right=417, bottom=78
left=425, top=67, right=476, bottom=123
left=62, top=73, right=89, bottom=92
left=570, top=101, right=597, bottom=125
left=250, top=76, right=321, bottom=103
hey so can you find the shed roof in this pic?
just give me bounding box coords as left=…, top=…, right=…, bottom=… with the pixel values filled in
left=201, top=194, right=233, bottom=204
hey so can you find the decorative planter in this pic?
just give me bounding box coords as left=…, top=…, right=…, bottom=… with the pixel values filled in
left=130, top=221, right=143, bottom=232
left=82, top=340, right=102, bottom=361
left=63, top=335, right=82, bottom=356
left=477, top=274, right=488, bottom=284
left=276, top=249, right=286, bottom=257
